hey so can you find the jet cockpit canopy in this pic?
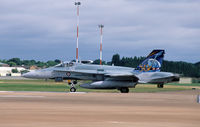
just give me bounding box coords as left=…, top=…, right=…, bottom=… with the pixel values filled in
left=55, top=61, right=75, bottom=67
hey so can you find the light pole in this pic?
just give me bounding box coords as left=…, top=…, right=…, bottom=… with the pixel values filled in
left=75, top=2, right=81, bottom=63
left=98, top=24, right=104, bottom=65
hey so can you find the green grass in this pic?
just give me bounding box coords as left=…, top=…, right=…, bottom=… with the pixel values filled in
left=167, top=83, right=200, bottom=86
left=0, top=79, right=199, bottom=93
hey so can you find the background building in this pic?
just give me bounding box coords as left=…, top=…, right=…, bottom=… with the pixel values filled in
left=179, top=77, right=192, bottom=84
left=0, top=62, right=9, bottom=67
left=0, top=67, right=26, bottom=76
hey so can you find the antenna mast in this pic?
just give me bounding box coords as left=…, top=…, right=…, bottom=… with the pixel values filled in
left=75, top=2, right=81, bottom=63
left=98, top=24, right=104, bottom=65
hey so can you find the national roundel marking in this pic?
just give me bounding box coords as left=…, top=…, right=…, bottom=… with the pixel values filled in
left=66, top=72, right=71, bottom=77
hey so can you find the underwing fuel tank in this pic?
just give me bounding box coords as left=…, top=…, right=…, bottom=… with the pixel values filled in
left=80, top=81, right=137, bottom=89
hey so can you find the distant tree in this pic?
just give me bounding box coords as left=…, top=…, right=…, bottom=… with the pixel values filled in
left=11, top=69, right=18, bottom=73
left=93, top=59, right=106, bottom=65
left=21, top=60, right=28, bottom=65
left=7, top=62, right=16, bottom=67
left=46, top=61, right=57, bottom=67
left=161, top=60, right=200, bottom=77
left=111, top=54, right=121, bottom=66
left=36, top=61, right=46, bottom=68
left=30, top=60, right=36, bottom=65
left=8, top=58, right=21, bottom=65
left=21, top=60, right=36, bottom=66
left=195, top=62, right=200, bottom=69
left=0, top=59, right=7, bottom=63
left=93, top=59, right=100, bottom=64
left=54, top=59, right=61, bottom=64
left=20, top=70, right=29, bottom=74
left=107, top=61, right=112, bottom=65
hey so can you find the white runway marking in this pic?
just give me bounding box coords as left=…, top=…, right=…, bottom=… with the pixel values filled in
left=0, top=95, right=45, bottom=98
left=67, top=92, right=87, bottom=94
left=0, top=91, right=15, bottom=93
left=108, top=121, right=126, bottom=124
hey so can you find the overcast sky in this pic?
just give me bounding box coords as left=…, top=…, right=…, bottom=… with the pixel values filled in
left=0, top=0, right=199, bottom=63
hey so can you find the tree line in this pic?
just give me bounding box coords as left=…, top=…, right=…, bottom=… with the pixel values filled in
left=0, top=58, right=61, bottom=68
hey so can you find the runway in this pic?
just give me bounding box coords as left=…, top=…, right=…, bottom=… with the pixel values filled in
left=0, top=90, right=200, bottom=127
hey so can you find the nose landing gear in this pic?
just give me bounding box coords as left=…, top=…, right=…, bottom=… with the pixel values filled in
left=70, top=87, right=76, bottom=92
left=68, top=80, right=78, bottom=92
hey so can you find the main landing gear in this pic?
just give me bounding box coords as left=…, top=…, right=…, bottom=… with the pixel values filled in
left=157, top=83, right=164, bottom=88
left=118, top=87, right=129, bottom=93
left=68, top=80, right=77, bottom=92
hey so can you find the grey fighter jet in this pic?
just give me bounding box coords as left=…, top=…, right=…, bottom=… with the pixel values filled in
left=23, top=50, right=179, bottom=93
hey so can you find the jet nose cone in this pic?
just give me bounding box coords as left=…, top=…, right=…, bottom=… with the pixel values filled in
left=22, top=70, right=52, bottom=79
left=80, top=83, right=91, bottom=89
left=22, top=71, right=34, bottom=78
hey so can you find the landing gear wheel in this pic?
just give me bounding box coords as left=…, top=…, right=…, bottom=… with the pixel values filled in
left=73, top=80, right=77, bottom=84
left=120, top=87, right=129, bottom=93
left=157, top=84, right=164, bottom=88
left=70, top=87, right=76, bottom=92
left=67, top=80, right=78, bottom=92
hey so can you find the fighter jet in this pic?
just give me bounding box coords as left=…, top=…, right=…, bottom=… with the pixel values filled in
left=23, top=50, right=179, bottom=93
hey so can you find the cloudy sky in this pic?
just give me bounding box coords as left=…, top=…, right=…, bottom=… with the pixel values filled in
left=0, top=0, right=199, bottom=63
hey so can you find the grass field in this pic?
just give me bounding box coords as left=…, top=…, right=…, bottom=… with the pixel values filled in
left=0, top=79, right=199, bottom=93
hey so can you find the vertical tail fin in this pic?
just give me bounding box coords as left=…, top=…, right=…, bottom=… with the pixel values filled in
left=137, top=50, right=165, bottom=72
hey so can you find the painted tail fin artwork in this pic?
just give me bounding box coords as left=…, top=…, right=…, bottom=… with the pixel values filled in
left=136, top=50, right=165, bottom=72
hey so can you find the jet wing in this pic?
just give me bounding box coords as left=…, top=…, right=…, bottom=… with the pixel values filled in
left=52, top=69, right=106, bottom=80
left=53, top=69, right=138, bottom=82
left=104, top=72, right=139, bottom=82
left=146, top=75, right=180, bottom=84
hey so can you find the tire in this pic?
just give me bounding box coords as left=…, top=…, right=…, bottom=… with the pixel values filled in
left=157, top=84, right=164, bottom=88
left=70, top=87, right=76, bottom=92
left=120, top=87, right=129, bottom=93
left=73, top=80, right=77, bottom=84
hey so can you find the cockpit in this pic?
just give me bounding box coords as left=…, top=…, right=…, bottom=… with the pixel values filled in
left=55, top=61, right=75, bottom=67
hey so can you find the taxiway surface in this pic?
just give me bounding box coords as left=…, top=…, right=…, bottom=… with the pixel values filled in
left=0, top=90, right=200, bottom=127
